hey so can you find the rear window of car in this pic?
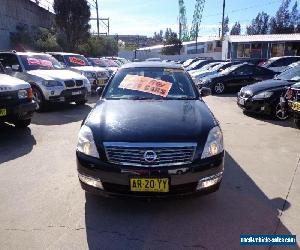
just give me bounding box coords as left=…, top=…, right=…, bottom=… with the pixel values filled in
left=104, top=67, right=198, bottom=100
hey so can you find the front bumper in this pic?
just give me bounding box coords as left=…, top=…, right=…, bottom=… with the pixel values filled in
left=47, top=87, right=88, bottom=103
left=237, top=96, right=273, bottom=115
left=0, top=100, right=37, bottom=122
left=76, top=151, right=224, bottom=198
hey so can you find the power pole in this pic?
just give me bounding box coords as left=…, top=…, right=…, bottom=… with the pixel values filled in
left=95, top=0, right=100, bottom=37
left=221, top=0, right=226, bottom=40
left=195, top=23, right=198, bottom=53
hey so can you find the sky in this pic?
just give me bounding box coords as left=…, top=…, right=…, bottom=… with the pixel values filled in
left=38, top=0, right=292, bottom=37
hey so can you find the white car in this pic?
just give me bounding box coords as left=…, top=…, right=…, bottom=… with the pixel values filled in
left=48, top=52, right=110, bottom=91
left=262, top=56, right=300, bottom=73
left=0, top=52, right=91, bottom=111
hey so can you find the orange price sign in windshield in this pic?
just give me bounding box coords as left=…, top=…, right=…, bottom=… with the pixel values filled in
left=119, top=74, right=172, bottom=97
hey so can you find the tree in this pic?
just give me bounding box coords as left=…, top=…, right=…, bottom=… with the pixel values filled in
left=246, top=12, right=270, bottom=35
left=53, top=0, right=91, bottom=51
left=78, top=36, right=118, bottom=57
left=35, top=28, right=61, bottom=51
left=153, top=30, right=163, bottom=42
left=223, top=16, right=229, bottom=36
left=291, top=1, right=300, bottom=31
left=269, top=0, right=294, bottom=34
left=230, top=22, right=241, bottom=35
left=161, top=33, right=182, bottom=55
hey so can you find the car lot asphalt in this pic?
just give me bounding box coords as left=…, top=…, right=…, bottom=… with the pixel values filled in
left=0, top=95, right=299, bottom=250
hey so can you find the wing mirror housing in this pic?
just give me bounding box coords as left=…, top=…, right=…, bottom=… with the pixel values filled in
left=200, top=87, right=211, bottom=97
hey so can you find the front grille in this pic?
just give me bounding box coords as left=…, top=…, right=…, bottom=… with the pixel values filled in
left=0, top=91, right=18, bottom=106
left=104, top=142, right=196, bottom=167
left=97, top=71, right=108, bottom=78
left=75, top=80, right=84, bottom=87
left=64, top=80, right=75, bottom=88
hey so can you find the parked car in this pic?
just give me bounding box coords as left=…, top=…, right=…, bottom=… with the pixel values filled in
left=262, top=56, right=300, bottom=73
left=280, top=83, right=300, bottom=128
left=191, top=61, right=241, bottom=81
left=87, top=57, right=119, bottom=76
left=76, top=62, right=224, bottom=197
left=188, top=62, right=221, bottom=76
left=186, top=60, right=218, bottom=71
left=48, top=52, right=109, bottom=92
left=198, top=63, right=276, bottom=94
left=102, top=56, right=130, bottom=65
left=0, top=62, right=36, bottom=127
left=0, top=52, right=91, bottom=111
left=237, top=65, right=300, bottom=120
left=146, top=58, right=162, bottom=62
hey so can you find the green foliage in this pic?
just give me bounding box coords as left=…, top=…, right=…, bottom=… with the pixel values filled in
left=161, top=33, right=183, bottom=55
left=230, top=22, right=241, bottom=35
left=53, top=0, right=91, bottom=51
left=223, top=16, right=229, bottom=35
left=246, top=12, right=270, bottom=35
left=78, top=36, right=118, bottom=57
left=35, top=28, right=61, bottom=51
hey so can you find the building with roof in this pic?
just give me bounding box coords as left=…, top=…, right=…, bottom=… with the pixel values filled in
left=0, top=0, right=54, bottom=50
left=134, top=36, right=222, bottom=60
left=223, top=34, right=300, bottom=61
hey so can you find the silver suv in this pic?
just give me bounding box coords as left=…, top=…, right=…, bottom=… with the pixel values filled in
left=48, top=52, right=110, bottom=91
left=0, top=52, right=91, bottom=111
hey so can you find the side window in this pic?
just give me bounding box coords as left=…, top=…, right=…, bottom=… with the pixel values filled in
left=52, top=54, right=64, bottom=63
left=233, top=66, right=254, bottom=76
left=0, top=54, right=22, bottom=72
left=288, top=57, right=300, bottom=65
left=271, top=58, right=285, bottom=67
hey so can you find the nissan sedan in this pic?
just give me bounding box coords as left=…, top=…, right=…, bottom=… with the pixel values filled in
left=76, top=62, right=224, bottom=198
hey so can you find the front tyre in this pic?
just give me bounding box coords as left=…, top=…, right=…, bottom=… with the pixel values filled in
left=14, top=119, right=31, bottom=128
left=32, top=87, right=45, bottom=111
left=213, top=82, right=225, bottom=94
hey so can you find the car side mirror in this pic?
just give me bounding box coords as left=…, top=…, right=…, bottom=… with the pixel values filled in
left=200, top=87, right=211, bottom=97
left=96, top=86, right=104, bottom=96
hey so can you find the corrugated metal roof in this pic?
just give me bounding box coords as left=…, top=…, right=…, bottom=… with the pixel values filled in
left=137, top=36, right=220, bottom=51
left=228, top=34, right=300, bottom=43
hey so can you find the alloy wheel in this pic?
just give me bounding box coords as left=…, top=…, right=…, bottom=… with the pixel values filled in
left=214, top=83, right=225, bottom=94
left=275, top=103, right=289, bottom=120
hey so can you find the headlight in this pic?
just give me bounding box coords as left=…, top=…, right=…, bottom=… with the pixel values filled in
left=201, top=126, right=224, bottom=159
left=83, top=72, right=94, bottom=78
left=77, top=125, right=99, bottom=158
left=252, top=91, right=273, bottom=99
left=42, top=80, right=63, bottom=87
left=18, top=89, right=28, bottom=99
left=202, top=78, right=212, bottom=85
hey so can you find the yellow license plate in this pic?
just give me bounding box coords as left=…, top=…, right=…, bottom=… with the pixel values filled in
left=292, top=102, right=300, bottom=111
left=0, top=109, right=7, bottom=117
left=130, top=178, right=169, bottom=192
left=98, top=79, right=106, bottom=85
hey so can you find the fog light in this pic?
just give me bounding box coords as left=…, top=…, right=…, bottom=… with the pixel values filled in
left=78, top=173, right=103, bottom=189
left=196, top=172, right=223, bottom=190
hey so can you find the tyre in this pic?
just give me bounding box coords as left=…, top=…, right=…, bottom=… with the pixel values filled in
left=14, top=119, right=31, bottom=128
left=294, top=118, right=300, bottom=129
left=273, top=101, right=289, bottom=120
left=75, top=99, right=87, bottom=105
left=213, top=82, right=225, bottom=94
left=32, top=87, right=45, bottom=111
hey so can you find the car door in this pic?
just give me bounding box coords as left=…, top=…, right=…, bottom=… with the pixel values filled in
left=227, top=65, right=255, bottom=89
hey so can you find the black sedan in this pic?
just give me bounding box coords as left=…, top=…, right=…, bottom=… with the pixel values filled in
left=76, top=62, right=224, bottom=198
left=198, top=63, right=276, bottom=94
left=237, top=65, right=300, bottom=120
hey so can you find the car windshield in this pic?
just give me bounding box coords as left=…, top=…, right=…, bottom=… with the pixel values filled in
left=276, top=65, right=300, bottom=81
left=104, top=59, right=119, bottom=67
left=20, top=54, right=63, bottom=70
left=104, top=67, right=198, bottom=100
left=64, top=55, right=89, bottom=67
left=220, top=64, right=241, bottom=74
left=89, top=58, right=107, bottom=67
left=211, top=62, right=229, bottom=72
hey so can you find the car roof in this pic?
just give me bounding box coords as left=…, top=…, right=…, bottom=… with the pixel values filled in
left=48, top=52, right=81, bottom=56
left=120, top=62, right=184, bottom=69
left=0, top=51, right=50, bottom=56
